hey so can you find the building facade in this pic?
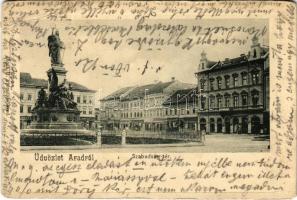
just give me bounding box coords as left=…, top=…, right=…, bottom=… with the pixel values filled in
left=99, top=78, right=196, bottom=133
left=195, top=36, right=269, bottom=135
left=162, top=88, right=198, bottom=133
left=20, top=72, right=96, bottom=129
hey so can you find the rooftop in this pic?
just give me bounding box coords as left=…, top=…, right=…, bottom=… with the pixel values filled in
left=20, top=72, right=96, bottom=93
left=163, top=87, right=197, bottom=106
left=101, top=79, right=195, bottom=101
left=198, top=43, right=269, bottom=74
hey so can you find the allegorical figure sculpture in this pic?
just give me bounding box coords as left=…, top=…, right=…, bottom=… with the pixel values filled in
left=48, top=30, right=64, bottom=65
left=36, top=87, right=47, bottom=108
left=47, top=68, right=77, bottom=110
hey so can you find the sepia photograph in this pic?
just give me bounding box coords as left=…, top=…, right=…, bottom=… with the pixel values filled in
left=2, top=1, right=296, bottom=199
left=19, top=19, right=270, bottom=152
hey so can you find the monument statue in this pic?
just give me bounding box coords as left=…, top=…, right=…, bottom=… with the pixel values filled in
left=48, top=29, right=64, bottom=65
left=21, top=30, right=96, bottom=147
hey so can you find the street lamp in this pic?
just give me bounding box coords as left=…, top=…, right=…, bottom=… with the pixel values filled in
left=144, top=88, right=149, bottom=110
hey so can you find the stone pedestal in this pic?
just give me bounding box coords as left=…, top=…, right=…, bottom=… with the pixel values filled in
left=47, top=65, right=68, bottom=86
left=30, top=108, right=82, bottom=129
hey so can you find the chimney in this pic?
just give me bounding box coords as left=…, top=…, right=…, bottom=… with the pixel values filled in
left=171, top=77, right=175, bottom=82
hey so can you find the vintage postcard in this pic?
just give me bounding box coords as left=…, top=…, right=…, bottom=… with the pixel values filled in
left=1, top=0, right=297, bottom=199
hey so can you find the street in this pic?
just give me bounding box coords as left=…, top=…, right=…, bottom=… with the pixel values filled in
left=22, top=134, right=270, bottom=153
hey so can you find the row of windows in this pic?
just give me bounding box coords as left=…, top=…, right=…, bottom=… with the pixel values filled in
left=78, top=107, right=93, bottom=115
left=20, top=105, right=32, bottom=113
left=20, top=105, right=94, bottom=115
left=76, top=96, right=94, bottom=104
left=120, top=107, right=197, bottom=119
left=200, top=91, right=260, bottom=109
left=200, top=71, right=260, bottom=91
left=120, top=100, right=165, bottom=109
left=20, top=93, right=33, bottom=101
left=21, top=93, right=94, bottom=105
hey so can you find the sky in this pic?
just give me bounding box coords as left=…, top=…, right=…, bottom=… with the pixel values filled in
left=19, top=19, right=268, bottom=102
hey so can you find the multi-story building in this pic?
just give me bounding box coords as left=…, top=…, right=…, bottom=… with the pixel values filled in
left=20, top=72, right=96, bottom=129
left=162, top=87, right=198, bottom=133
left=99, top=77, right=195, bottom=132
left=195, top=36, right=269, bottom=135
left=99, top=86, right=133, bottom=131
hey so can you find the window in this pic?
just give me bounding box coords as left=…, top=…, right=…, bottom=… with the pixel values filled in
left=83, top=96, right=87, bottom=104
left=77, top=96, right=81, bottom=103
left=233, top=95, right=239, bottom=107
left=252, top=90, right=259, bottom=106
left=217, top=77, right=222, bottom=89
left=210, top=79, right=214, bottom=90
left=20, top=105, right=23, bottom=113
left=252, top=71, right=259, bottom=84
left=233, top=74, right=239, bottom=87
left=210, top=97, right=215, bottom=109
left=201, top=96, right=206, bottom=110
left=200, top=80, right=205, bottom=91
left=217, top=96, right=222, bottom=108
left=242, top=93, right=248, bottom=106
left=83, top=108, right=86, bottom=114
left=225, top=95, right=230, bottom=107
left=225, top=76, right=230, bottom=88
left=89, top=97, right=93, bottom=104
left=201, top=63, right=205, bottom=69
left=89, top=109, right=93, bottom=115
left=242, top=72, right=248, bottom=85
left=28, top=94, right=32, bottom=101
left=20, top=93, right=24, bottom=100
left=27, top=106, right=32, bottom=113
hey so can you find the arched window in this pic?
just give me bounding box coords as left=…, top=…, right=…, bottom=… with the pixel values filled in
left=217, top=77, right=222, bottom=89
left=232, top=92, right=239, bottom=107
left=200, top=79, right=206, bottom=91
left=251, top=70, right=260, bottom=85
left=209, top=95, right=215, bottom=109
left=251, top=90, right=259, bottom=106
left=241, top=91, right=248, bottom=106
left=209, top=78, right=215, bottom=91
left=224, top=93, right=231, bottom=108
left=241, top=72, right=248, bottom=85
left=216, top=94, right=223, bottom=108
left=224, top=75, right=230, bottom=88
left=232, top=73, right=239, bottom=87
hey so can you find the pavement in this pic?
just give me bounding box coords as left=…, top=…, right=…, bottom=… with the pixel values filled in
left=21, top=134, right=270, bottom=153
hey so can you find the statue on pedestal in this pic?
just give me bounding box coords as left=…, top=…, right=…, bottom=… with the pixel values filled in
left=48, top=29, right=64, bottom=66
